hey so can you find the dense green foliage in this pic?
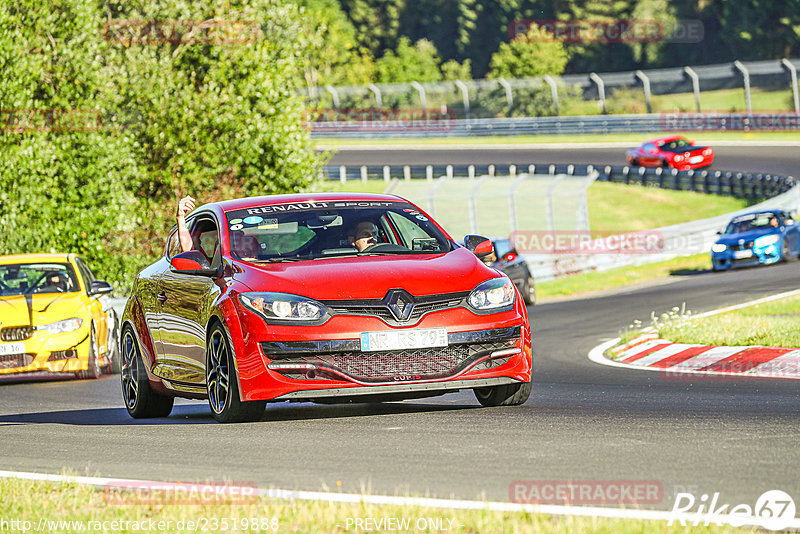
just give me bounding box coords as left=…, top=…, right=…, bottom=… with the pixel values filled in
left=0, top=0, right=323, bottom=290
left=488, top=24, right=569, bottom=79
left=303, top=0, right=800, bottom=81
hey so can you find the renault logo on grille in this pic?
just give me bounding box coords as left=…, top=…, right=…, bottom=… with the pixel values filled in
left=385, top=290, right=415, bottom=322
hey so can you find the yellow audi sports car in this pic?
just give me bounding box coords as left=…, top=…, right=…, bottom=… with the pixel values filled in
left=0, top=253, right=118, bottom=378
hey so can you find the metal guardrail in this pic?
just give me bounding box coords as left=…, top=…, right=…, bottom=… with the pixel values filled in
left=323, top=163, right=797, bottom=199
left=310, top=112, right=800, bottom=138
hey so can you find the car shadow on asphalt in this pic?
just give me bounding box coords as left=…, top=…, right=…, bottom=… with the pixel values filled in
left=0, top=401, right=477, bottom=426
left=669, top=267, right=714, bottom=276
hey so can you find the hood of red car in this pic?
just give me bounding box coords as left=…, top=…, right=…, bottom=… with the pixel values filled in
left=234, top=248, right=498, bottom=299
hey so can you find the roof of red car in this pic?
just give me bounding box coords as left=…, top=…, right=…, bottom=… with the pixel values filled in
left=201, top=192, right=407, bottom=213
left=643, top=134, right=690, bottom=146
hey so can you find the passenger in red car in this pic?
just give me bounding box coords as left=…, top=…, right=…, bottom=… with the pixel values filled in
left=176, top=195, right=196, bottom=253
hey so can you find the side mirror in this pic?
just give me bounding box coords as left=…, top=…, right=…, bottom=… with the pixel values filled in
left=89, top=280, right=113, bottom=295
left=170, top=251, right=218, bottom=276
left=716, top=230, right=722, bottom=235
left=464, top=235, right=494, bottom=259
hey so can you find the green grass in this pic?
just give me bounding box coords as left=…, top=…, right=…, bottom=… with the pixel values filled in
left=0, top=477, right=754, bottom=533
left=652, top=86, right=795, bottom=113
left=587, top=182, right=751, bottom=235
left=536, top=253, right=710, bottom=300
left=660, top=293, right=800, bottom=347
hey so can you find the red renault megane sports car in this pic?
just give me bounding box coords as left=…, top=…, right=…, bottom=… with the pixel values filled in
left=120, top=193, right=532, bottom=422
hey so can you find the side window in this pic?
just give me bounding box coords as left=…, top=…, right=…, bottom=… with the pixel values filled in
left=191, top=217, right=221, bottom=268
left=73, top=257, right=96, bottom=293
left=166, top=228, right=183, bottom=259
left=386, top=212, right=432, bottom=247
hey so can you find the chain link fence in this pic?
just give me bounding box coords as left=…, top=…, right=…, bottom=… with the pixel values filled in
left=306, top=58, right=800, bottom=127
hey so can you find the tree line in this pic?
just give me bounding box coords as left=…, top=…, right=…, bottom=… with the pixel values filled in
left=297, top=0, right=800, bottom=85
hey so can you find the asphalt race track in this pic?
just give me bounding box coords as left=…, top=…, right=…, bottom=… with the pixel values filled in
left=1, top=143, right=799, bottom=515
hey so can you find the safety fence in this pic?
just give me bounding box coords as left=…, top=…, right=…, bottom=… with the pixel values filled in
left=324, top=163, right=798, bottom=281
left=306, top=58, right=800, bottom=122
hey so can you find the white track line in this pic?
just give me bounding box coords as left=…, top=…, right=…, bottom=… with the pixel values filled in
left=588, top=289, right=800, bottom=376
left=0, top=470, right=794, bottom=529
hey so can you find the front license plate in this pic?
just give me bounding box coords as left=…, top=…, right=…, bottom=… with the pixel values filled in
left=0, top=342, right=25, bottom=356
left=360, top=328, right=448, bottom=352
left=733, top=249, right=753, bottom=259
left=689, top=155, right=704, bottom=163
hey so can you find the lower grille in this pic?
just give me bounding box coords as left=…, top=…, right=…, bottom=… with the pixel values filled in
left=1, top=326, right=34, bottom=342
left=0, top=353, right=35, bottom=369
left=268, top=340, right=517, bottom=383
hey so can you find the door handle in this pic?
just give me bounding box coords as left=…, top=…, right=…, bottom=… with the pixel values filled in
left=157, top=291, right=167, bottom=304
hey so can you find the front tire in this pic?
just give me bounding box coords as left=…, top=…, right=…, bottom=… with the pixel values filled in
left=474, top=378, right=532, bottom=407
left=206, top=323, right=265, bottom=423
left=521, top=276, right=535, bottom=305
left=781, top=238, right=796, bottom=262
left=77, top=324, right=102, bottom=379
left=106, top=312, right=121, bottom=374
left=120, top=326, right=174, bottom=418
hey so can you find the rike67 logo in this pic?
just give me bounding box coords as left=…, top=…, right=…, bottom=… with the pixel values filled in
left=670, top=490, right=796, bottom=530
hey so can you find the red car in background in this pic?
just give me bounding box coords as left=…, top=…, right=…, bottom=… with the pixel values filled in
left=120, top=193, right=532, bottom=422
left=625, top=135, right=714, bottom=170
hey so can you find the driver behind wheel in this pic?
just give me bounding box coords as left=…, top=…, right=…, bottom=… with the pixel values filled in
left=46, top=272, right=69, bottom=292
left=347, top=220, right=379, bottom=252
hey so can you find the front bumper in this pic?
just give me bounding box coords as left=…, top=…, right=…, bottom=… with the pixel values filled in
left=672, top=154, right=714, bottom=171
left=711, top=242, right=781, bottom=270
left=233, top=310, right=531, bottom=402
left=0, top=327, right=92, bottom=376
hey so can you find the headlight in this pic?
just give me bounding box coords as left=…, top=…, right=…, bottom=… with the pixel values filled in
left=754, top=234, right=780, bottom=248
left=37, top=317, right=83, bottom=334
left=239, top=293, right=328, bottom=323
left=468, top=278, right=515, bottom=311
left=711, top=243, right=727, bottom=253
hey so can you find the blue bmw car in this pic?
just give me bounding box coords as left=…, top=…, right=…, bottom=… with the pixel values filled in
left=711, top=210, right=800, bottom=271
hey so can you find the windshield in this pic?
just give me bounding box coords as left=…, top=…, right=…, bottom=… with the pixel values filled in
left=224, top=201, right=453, bottom=261
left=724, top=213, right=779, bottom=234
left=658, top=138, right=691, bottom=152
left=0, top=262, right=80, bottom=296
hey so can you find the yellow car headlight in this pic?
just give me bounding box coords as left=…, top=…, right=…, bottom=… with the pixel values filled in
left=711, top=243, right=727, bottom=253
left=37, top=317, right=83, bottom=334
